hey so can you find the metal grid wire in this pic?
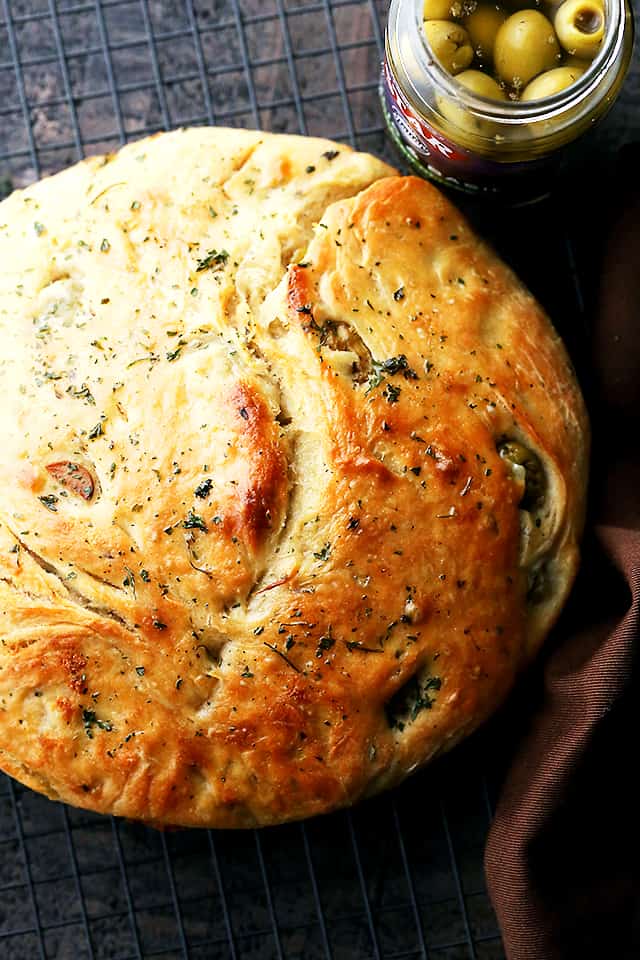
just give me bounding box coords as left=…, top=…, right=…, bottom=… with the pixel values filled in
left=0, top=0, right=400, bottom=185
left=2, top=0, right=635, bottom=956
left=1, top=738, right=505, bottom=959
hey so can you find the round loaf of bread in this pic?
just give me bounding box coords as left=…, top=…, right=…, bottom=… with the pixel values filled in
left=0, top=128, right=588, bottom=827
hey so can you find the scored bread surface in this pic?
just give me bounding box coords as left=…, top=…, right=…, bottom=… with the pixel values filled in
left=0, top=128, right=588, bottom=827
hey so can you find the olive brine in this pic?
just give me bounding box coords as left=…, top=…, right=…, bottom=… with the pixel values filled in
left=422, top=0, right=606, bottom=101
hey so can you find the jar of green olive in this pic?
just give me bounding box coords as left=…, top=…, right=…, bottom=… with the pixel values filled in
left=381, top=0, right=634, bottom=202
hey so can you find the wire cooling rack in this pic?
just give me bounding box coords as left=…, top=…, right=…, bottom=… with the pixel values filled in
left=0, top=0, right=399, bottom=186
left=0, top=0, right=638, bottom=957
left=0, top=738, right=506, bottom=960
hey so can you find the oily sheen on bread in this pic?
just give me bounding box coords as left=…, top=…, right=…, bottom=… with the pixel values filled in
left=0, top=128, right=588, bottom=827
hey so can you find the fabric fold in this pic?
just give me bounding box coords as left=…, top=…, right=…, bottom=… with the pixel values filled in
left=485, top=145, right=640, bottom=960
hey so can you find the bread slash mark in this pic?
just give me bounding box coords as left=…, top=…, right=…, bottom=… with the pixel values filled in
left=227, top=381, right=289, bottom=549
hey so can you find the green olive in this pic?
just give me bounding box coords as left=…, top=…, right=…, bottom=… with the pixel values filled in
left=423, top=20, right=475, bottom=74
left=554, top=0, right=605, bottom=58
left=424, top=0, right=477, bottom=17
left=456, top=69, right=507, bottom=98
left=464, top=4, right=508, bottom=62
left=439, top=71, right=506, bottom=138
left=423, top=0, right=458, bottom=19
left=498, top=440, right=545, bottom=510
left=494, top=10, right=561, bottom=88
left=521, top=63, right=586, bottom=98
left=563, top=52, right=592, bottom=66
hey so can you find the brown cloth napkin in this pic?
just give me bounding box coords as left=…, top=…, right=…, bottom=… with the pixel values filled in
left=485, top=145, right=640, bottom=960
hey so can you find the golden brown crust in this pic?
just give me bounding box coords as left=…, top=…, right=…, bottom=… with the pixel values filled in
left=0, top=129, right=587, bottom=827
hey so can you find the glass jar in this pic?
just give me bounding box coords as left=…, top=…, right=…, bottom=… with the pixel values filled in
left=380, top=0, right=634, bottom=203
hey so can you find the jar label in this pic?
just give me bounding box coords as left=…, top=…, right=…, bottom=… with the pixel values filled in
left=381, top=59, right=558, bottom=199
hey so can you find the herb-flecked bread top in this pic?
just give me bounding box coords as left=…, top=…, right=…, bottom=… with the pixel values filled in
left=0, top=128, right=588, bottom=827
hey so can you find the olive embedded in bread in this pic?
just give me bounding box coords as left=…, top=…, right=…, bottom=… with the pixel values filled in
left=494, top=10, right=561, bottom=88
left=498, top=440, right=546, bottom=510
left=521, top=63, right=586, bottom=98
left=554, top=0, right=605, bottom=58
left=423, top=20, right=475, bottom=74
left=464, top=4, right=508, bottom=63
